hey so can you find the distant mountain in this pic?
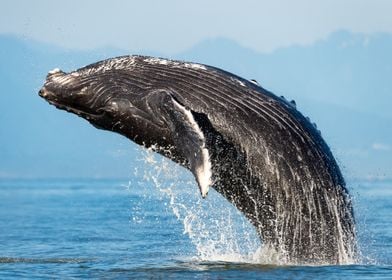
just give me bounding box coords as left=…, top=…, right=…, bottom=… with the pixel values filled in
left=1, top=31, right=391, bottom=180
left=177, top=31, right=392, bottom=120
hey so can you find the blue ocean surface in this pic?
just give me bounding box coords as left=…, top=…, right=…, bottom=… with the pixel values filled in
left=0, top=159, right=391, bottom=279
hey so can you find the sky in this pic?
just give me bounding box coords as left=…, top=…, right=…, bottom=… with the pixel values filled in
left=1, top=1, right=391, bottom=180
left=1, top=0, right=392, bottom=54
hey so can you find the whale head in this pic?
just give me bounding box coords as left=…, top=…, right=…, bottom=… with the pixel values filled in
left=38, top=58, right=174, bottom=149
left=39, top=68, right=106, bottom=122
left=39, top=57, right=215, bottom=197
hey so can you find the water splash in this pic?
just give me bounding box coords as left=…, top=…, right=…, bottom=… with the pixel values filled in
left=132, top=148, right=281, bottom=264
left=129, top=148, right=359, bottom=265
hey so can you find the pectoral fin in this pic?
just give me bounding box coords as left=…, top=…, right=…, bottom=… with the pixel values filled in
left=161, top=94, right=213, bottom=198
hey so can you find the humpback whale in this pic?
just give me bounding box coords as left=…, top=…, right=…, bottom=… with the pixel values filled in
left=39, top=55, right=356, bottom=264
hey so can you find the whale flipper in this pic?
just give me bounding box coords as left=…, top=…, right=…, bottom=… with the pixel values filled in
left=156, top=92, right=212, bottom=198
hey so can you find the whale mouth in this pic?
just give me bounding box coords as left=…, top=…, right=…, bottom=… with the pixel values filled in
left=39, top=88, right=105, bottom=120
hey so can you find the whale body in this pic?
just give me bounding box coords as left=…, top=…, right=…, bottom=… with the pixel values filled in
left=39, top=55, right=356, bottom=264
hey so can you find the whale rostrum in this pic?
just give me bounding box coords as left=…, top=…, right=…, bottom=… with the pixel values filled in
left=39, top=55, right=356, bottom=264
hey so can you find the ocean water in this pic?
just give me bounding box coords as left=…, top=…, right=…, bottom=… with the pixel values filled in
left=0, top=156, right=391, bottom=279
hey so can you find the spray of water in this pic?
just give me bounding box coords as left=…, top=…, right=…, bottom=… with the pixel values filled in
left=129, top=148, right=298, bottom=264
left=128, top=147, right=360, bottom=265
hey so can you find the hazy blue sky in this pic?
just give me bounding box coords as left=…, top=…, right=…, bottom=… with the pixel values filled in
left=1, top=1, right=391, bottom=179
left=1, top=0, right=392, bottom=54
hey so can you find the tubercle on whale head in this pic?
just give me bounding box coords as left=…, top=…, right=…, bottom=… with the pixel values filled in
left=39, top=68, right=84, bottom=101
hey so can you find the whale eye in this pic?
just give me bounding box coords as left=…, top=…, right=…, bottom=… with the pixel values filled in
left=103, top=100, right=120, bottom=115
